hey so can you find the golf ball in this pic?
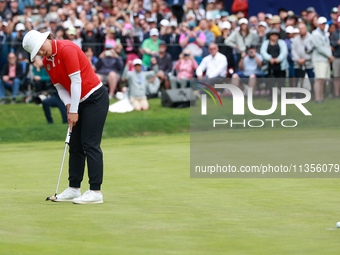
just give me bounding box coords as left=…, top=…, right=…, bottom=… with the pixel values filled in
left=336, top=222, right=340, bottom=228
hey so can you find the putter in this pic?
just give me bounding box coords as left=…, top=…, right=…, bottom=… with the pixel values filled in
left=46, top=127, right=72, bottom=201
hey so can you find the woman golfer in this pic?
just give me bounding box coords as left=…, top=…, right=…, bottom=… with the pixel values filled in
left=23, top=30, right=109, bottom=204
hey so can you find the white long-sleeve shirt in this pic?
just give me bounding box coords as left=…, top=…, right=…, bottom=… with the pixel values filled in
left=196, top=52, right=228, bottom=78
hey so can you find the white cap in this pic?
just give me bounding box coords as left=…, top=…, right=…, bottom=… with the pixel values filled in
left=238, top=18, right=248, bottom=25
left=74, top=19, right=83, bottom=28
left=67, top=26, right=77, bottom=35
left=220, top=21, right=231, bottom=30
left=265, top=13, right=273, bottom=19
left=150, top=28, right=159, bottom=36
left=338, top=16, right=340, bottom=22
left=258, top=21, right=268, bottom=28
left=169, top=20, right=178, bottom=27
left=22, top=30, right=51, bottom=62
left=317, top=16, right=327, bottom=24
left=160, top=19, right=170, bottom=27
left=293, top=28, right=300, bottom=33
left=16, top=23, right=25, bottom=32
left=285, top=26, right=294, bottom=34
left=133, top=58, right=142, bottom=66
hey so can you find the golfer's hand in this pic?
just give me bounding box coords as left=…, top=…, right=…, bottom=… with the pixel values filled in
left=66, top=104, right=78, bottom=132
left=68, top=113, right=78, bottom=132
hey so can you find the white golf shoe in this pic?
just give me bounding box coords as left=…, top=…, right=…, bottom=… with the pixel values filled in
left=72, top=190, right=103, bottom=204
left=53, top=187, right=81, bottom=202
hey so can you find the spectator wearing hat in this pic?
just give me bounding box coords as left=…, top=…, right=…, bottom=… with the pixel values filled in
left=11, top=23, right=30, bottom=62
left=149, top=41, right=172, bottom=90
left=34, top=4, right=49, bottom=28
left=291, top=22, right=314, bottom=88
left=179, top=20, right=206, bottom=64
left=121, top=23, right=141, bottom=71
left=123, top=58, right=159, bottom=111
left=159, top=19, right=170, bottom=39
left=330, top=16, right=340, bottom=98
left=66, top=26, right=82, bottom=49
left=327, top=7, right=339, bottom=26
left=95, top=45, right=124, bottom=99
left=228, top=15, right=239, bottom=31
left=133, top=14, right=145, bottom=43
left=285, top=26, right=296, bottom=78
left=143, top=17, right=157, bottom=40
left=170, top=48, right=198, bottom=89
left=306, top=7, right=317, bottom=32
left=224, top=18, right=258, bottom=70
left=252, top=21, right=267, bottom=52
left=216, top=21, right=235, bottom=72
left=312, top=17, right=333, bottom=102
left=105, top=26, right=117, bottom=49
left=0, top=0, right=12, bottom=21
left=231, top=45, right=264, bottom=92
left=260, top=29, right=288, bottom=93
left=47, top=19, right=58, bottom=35
left=268, top=15, right=287, bottom=40
left=163, top=20, right=182, bottom=66
left=0, top=52, right=24, bottom=104
left=141, top=28, right=160, bottom=69
left=196, top=42, right=228, bottom=86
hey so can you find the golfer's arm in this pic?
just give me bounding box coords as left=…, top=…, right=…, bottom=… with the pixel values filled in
left=68, top=72, right=82, bottom=113
left=55, top=83, right=71, bottom=106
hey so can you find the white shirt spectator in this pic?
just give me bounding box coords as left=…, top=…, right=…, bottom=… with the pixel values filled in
left=196, top=52, right=228, bottom=78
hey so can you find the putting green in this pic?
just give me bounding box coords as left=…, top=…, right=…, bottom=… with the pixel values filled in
left=1, top=133, right=340, bottom=254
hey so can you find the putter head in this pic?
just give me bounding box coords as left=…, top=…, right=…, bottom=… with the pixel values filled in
left=46, top=195, right=57, bottom=201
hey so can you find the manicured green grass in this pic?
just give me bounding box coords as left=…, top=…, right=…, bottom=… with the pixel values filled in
left=1, top=133, right=340, bottom=255
left=1, top=96, right=339, bottom=143
left=0, top=98, right=190, bottom=143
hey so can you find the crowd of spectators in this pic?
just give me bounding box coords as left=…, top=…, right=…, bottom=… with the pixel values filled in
left=0, top=0, right=340, bottom=111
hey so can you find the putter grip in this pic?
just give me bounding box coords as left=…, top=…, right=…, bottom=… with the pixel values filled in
left=65, top=128, right=71, bottom=144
